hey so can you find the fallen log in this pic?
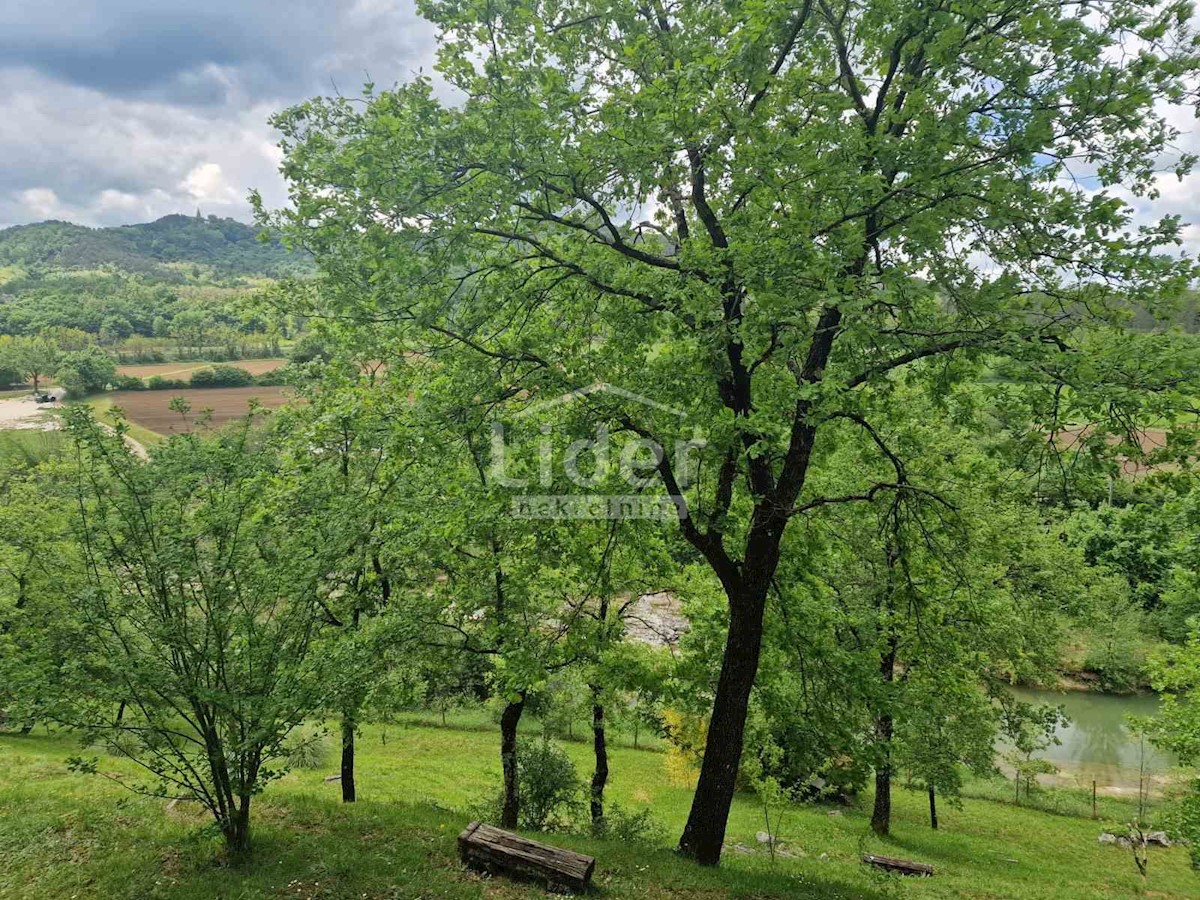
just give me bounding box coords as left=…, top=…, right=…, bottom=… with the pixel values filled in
left=862, top=853, right=934, bottom=876
left=457, top=821, right=595, bottom=892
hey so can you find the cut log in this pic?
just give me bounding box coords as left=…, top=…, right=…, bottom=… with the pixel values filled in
left=862, top=853, right=934, bottom=877
left=457, top=821, right=595, bottom=892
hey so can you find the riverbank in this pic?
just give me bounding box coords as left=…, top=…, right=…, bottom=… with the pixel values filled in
left=3, top=719, right=1198, bottom=899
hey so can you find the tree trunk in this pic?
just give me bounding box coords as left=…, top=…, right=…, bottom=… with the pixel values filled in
left=928, top=785, right=938, bottom=830
left=224, top=795, right=252, bottom=856
left=871, top=719, right=893, bottom=836
left=678, top=592, right=767, bottom=865
left=341, top=711, right=356, bottom=803
left=590, top=689, right=608, bottom=831
left=500, top=693, right=526, bottom=829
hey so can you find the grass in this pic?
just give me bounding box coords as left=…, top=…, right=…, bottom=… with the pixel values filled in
left=2, top=716, right=1198, bottom=900
left=76, top=396, right=166, bottom=448
left=0, top=429, right=69, bottom=469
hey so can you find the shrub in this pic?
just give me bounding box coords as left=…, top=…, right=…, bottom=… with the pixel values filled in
left=147, top=376, right=189, bottom=390
left=282, top=728, right=330, bottom=770
left=474, top=738, right=584, bottom=831
left=190, top=365, right=254, bottom=388
left=592, top=804, right=665, bottom=845
left=516, top=738, right=584, bottom=830
left=254, top=368, right=288, bottom=386
left=112, top=375, right=146, bottom=391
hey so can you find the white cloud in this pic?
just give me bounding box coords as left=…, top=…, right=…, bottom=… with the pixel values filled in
left=181, top=162, right=240, bottom=206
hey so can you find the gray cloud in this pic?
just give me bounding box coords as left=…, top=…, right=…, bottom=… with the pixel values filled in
left=1, top=1, right=1197, bottom=250
left=0, top=0, right=436, bottom=226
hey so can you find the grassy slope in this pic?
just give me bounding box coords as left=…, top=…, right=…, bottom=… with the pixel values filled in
left=1, top=718, right=1197, bottom=900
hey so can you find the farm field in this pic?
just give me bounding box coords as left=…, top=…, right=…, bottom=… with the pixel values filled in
left=1, top=717, right=1196, bottom=900
left=114, top=358, right=287, bottom=380
left=103, top=386, right=295, bottom=435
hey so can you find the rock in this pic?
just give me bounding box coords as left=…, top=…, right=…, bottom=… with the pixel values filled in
left=827, top=809, right=843, bottom=817
left=1098, top=833, right=1118, bottom=844
left=323, top=774, right=342, bottom=783
left=1145, top=832, right=1171, bottom=847
left=756, top=831, right=772, bottom=844
left=819, top=853, right=830, bottom=862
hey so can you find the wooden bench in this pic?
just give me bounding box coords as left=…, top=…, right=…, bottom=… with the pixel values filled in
left=457, top=821, right=595, bottom=892
left=863, top=853, right=934, bottom=876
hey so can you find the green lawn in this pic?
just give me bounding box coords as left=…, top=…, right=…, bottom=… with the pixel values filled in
left=1, top=717, right=1196, bottom=900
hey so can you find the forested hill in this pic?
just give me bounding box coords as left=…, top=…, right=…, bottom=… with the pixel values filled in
left=0, top=214, right=311, bottom=279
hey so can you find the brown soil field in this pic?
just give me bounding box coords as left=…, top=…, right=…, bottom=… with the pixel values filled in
left=115, top=358, right=287, bottom=379
left=106, top=386, right=295, bottom=435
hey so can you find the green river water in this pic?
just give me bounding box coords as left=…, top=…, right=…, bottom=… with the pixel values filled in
left=1008, top=687, right=1176, bottom=793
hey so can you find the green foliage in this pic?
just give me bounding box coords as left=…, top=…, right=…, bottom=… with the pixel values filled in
left=513, top=738, right=585, bottom=831
left=55, top=346, right=116, bottom=397
left=188, top=364, right=254, bottom=387
left=264, top=0, right=1200, bottom=859
left=592, top=803, right=666, bottom=846
left=282, top=728, right=332, bottom=771
left=145, top=375, right=189, bottom=390
left=26, top=409, right=329, bottom=854
left=1148, top=631, right=1200, bottom=866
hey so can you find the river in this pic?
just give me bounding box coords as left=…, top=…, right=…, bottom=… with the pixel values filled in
left=1007, top=687, right=1176, bottom=794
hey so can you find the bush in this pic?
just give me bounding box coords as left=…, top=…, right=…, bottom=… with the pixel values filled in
left=592, top=804, right=665, bottom=845
left=190, top=365, right=254, bottom=388
left=282, top=728, right=330, bottom=770
left=516, top=739, right=584, bottom=830
left=147, top=376, right=189, bottom=390
left=254, top=368, right=288, bottom=387
left=288, top=333, right=332, bottom=365
left=112, top=375, right=146, bottom=391
left=473, top=738, right=584, bottom=831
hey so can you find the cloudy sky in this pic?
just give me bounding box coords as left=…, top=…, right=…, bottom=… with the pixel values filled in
left=0, top=0, right=436, bottom=227
left=0, top=2, right=1197, bottom=248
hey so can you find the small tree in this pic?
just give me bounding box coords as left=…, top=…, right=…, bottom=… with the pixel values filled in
left=6, top=335, right=59, bottom=394
left=46, top=409, right=324, bottom=856
left=999, top=699, right=1067, bottom=805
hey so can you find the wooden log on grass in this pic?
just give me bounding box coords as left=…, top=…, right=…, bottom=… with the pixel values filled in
left=863, top=853, right=934, bottom=876
left=457, top=821, right=595, bottom=892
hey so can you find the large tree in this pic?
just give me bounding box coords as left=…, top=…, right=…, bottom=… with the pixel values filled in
left=266, top=0, right=1199, bottom=863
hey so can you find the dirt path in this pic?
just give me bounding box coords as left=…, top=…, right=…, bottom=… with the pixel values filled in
left=0, top=394, right=61, bottom=431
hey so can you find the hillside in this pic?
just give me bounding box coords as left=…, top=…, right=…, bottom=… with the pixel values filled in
left=3, top=717, right=1196, bottom=900
left=0, top=214, right=311, bottom=279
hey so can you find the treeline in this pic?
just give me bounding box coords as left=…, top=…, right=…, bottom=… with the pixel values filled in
left=0, top=215, right=311, bottom=279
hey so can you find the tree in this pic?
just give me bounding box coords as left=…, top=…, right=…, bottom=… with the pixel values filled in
left=39, top=409, right=325, bottom=856
left=1147, top=629, right=1200, bottom=868
left=271, top=369, right=418, bottom=803
left=266, top=0, right=1200, bottom=863
left=4, top=335, right=59, bottom=394
left=55, top=346, right=117, bottom=398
